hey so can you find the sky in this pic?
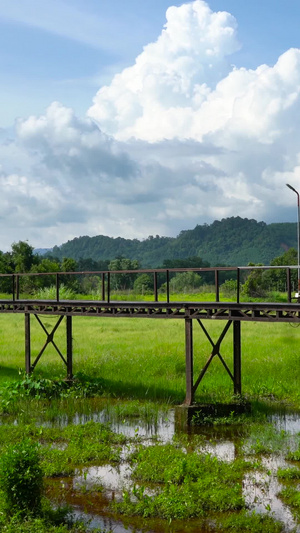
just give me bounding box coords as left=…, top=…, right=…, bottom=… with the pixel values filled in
left=1, top=0, right=300, bottom=251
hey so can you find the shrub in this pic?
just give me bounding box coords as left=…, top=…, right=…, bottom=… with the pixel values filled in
left=0, top=439, right=43, bottom=516
left=133, top=274, right=153, bottom=295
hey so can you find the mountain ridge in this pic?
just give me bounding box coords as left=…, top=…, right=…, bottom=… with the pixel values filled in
left=49, top=217, right=298, bottom=267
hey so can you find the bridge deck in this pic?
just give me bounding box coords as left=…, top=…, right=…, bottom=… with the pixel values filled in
left=1, top=299, right=300, bottom=322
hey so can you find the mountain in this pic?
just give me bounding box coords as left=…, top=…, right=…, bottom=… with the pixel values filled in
left=34, top=248, right=52, bottom=256
left=49, top=217, right=298, bottom=267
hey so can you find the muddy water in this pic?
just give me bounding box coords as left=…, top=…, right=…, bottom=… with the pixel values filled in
left=44, top=404, right=300, bottom=533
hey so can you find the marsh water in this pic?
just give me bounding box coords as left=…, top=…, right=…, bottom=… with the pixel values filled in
left=36, top=400, right=300, bottom=532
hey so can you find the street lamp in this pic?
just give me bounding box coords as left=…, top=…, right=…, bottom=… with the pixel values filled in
left=286, top=183, right=300, bottom=298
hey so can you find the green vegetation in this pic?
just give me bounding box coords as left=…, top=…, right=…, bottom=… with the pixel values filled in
left=0, top=226, right=299, bottom=531
left=219, top=511, right=283, bottom=532
left=0, top=227, right=298, bottom=300
left=0, top=439, right=43, bottom=516
left=1, top=314, right=300, bottom=406
left=0, top=376, right=298, bottom=532
left=49, top=216, right=298, bottom=266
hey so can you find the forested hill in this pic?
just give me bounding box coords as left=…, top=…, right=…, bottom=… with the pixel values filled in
left=50, top=217, right=297, bottom=267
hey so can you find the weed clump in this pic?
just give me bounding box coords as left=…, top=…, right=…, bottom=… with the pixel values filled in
left=219, top=510, right=283, bottom=532
left=114, top=444, right=250, bottom=520
left=0, top=439, right=43, bottom=516
left=0, top=373, right=105, bottom=413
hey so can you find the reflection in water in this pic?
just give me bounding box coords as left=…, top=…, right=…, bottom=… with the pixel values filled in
left=244, top=456, right=298, bottom=533
left=43, top=403, right=300, bottom=532
left=271, top=412, right=300, bottom=434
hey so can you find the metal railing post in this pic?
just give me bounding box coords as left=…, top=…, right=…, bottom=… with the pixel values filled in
left=101, top=273, right=105, bottom=301
left=166, top=270, right=170, bottom=303
left=287, top=267, right=292, bottom=303
left=154, top=271, right=158, bottom=302
left=107, top=272, right=110, bottom=303
left=215, top=269, right=219, bottom=302
left=16, top=275, right=20, bottom=300
left=56, top=273, right=60, bottom=302
left=236, top=268, right=240, bottom=303
left=12, top=274, right=15, bottom=302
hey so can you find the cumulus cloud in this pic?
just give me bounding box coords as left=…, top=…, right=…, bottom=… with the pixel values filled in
left=1, top=0, right=300, bottom=250
left=88, top=0, right=240, bottom=140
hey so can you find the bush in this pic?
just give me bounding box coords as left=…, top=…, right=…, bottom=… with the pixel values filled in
left=170, top=271, right=202, bottom=292
left=0, top=439, right=43, bottom=516
left=133, top=274, right=153, bottom=295
left=221, top=279, right=240, bottom=297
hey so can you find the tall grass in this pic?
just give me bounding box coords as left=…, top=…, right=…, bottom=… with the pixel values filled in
left=1, top=313, right=300, bottom=406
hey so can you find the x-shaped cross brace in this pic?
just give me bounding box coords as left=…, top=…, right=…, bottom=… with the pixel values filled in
left=30, top=315, right=67, bottom=371
left=192, top=319, right=234, bottom=396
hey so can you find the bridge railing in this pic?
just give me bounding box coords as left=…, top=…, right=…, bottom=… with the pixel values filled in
left=0, top=265, right=299, bottom=304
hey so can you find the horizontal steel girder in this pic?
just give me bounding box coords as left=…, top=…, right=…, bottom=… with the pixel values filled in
left=1, top=300, right=300, bottom=322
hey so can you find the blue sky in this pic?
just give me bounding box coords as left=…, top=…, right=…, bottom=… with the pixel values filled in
left=1, top=0, right=300, bottom=126
left=1, top=0, right=300, bottom=250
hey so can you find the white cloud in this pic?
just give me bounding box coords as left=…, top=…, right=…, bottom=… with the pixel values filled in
left=1, top=0, right=300, bottom=250
left=88, top=0, right=240, bottom=140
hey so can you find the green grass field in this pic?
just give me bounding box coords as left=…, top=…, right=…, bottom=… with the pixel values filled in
left=2, top=312, right=300, bottom=406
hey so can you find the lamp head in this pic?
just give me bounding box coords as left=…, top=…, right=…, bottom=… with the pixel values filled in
left=286, top=183, right=299, bottom=194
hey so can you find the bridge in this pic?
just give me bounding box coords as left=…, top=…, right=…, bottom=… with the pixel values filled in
left=1, top=265, right=299, bottom=405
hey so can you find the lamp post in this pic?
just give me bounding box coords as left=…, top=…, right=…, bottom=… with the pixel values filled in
left=286, top=183, right=300, bottom=298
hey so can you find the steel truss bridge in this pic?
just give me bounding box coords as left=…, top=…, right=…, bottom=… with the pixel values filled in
left=1, top=264, right=299, bottom=405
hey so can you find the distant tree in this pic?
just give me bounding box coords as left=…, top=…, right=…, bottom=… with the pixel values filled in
left=109, top=257, right=140, bottom=290
left=133, top=274, right=153, bottom=295
left=162, top=256, right=210, bottom=269
left=263, top=248, right=298, bottom=292
left=60, top=257, right=78, bottom=291
left=29, top=258, right=61, bottom=291
left=169, top=271, right=202, bottom=293
left=242, top=263, right=267, bottom=298
left=11, top=241, right=36, bottom=272
left=77, top=257, right=110, bottom=272
left=0, top=251, right=14, bottom=293
left=60, top=257, right=77, bottom=273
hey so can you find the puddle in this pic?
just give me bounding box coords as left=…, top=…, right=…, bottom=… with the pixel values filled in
left=7, top=401, right=300, bottom=532
left=39, top=403, right=175, bottom=442
left=244, top=455, right=298, bottom=532
left=271, top=412, right=300, bottom=434
left=73, top=462, right=132, bottom=500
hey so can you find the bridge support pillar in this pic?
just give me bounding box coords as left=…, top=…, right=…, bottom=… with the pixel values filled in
left=24, top=314, right=73, bottom=379
left=66, top=316, right=73, bottom=380
left=233, top=320, right=241, bottom=395
left=25, top=313, right=31, bottom=374
left=184, top=318, right=194, bottom=406
left=183, top=319, right=243, bottom=405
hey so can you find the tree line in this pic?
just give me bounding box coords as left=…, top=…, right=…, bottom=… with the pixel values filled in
left=0, top=240, right=298, bottom=298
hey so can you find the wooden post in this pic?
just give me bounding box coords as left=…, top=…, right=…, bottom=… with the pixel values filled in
left=25, top=313, right=31, bottom=374
left=66, top=316, right=73, bottom=380
left=184, top=318, right=194, bottom=405
left=233, top=320, right=241, bottom=395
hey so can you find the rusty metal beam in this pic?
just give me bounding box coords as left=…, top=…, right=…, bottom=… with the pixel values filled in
left=66, top=315, right=73, bottom=380
left=233, top=320, right=241, bottom=395
left=184, top=318, right=194, bottom=405
left=25, top=313, right=31, bottom=374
